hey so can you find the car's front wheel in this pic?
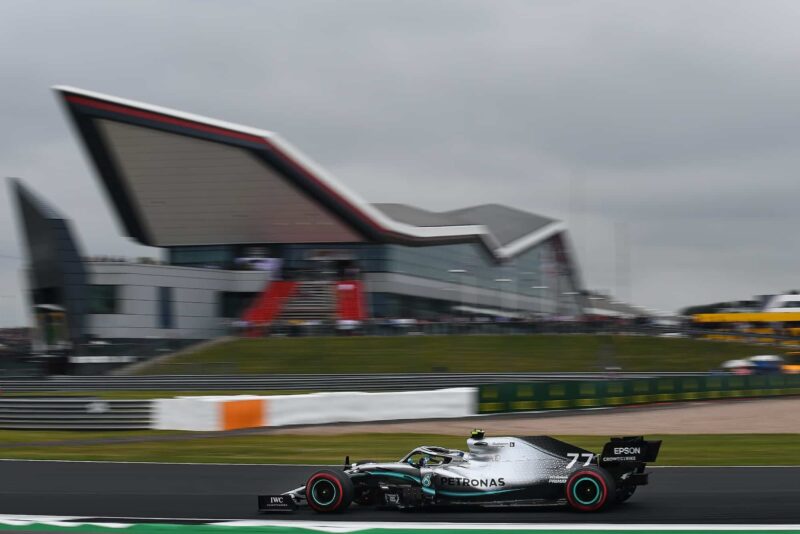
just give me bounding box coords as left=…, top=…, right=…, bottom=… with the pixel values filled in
left=565, top=466, right=616, bottom=512
left=305, top=469, right=354, bottom=513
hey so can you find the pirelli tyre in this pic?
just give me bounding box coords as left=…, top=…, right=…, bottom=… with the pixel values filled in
left=305, top=469, right=354, bottom=513
left=565, top=466, right=616, bottom=512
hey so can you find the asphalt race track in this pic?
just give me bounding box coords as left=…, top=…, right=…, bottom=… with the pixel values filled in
left=0, top=460, right=797, bottom=524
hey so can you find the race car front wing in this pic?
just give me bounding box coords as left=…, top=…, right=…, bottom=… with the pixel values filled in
left=258, top=494, right=299, bottom=512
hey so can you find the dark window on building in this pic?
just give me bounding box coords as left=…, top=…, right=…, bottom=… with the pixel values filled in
left=31, top=286, right=62, bottom=307
left=88, top=285, right=118, bottom=314
left=168, top=246, right=233, bottom=268
left=218, top=292, right=258, bottom=318
left=159, top=287, right=173, bottom=329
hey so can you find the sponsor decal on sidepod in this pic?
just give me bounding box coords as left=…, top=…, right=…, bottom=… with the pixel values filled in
left=439, top=477, right=506, bottom=488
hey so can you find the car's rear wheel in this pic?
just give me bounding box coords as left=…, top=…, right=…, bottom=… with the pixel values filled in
left=566, top=466, right=616, bottom=512
left=305, top=469, right=354, bottom=513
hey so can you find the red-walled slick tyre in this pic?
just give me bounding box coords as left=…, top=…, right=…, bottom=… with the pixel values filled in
left=305, top=469, right=354, bottom=513
left=566, top=466, right=616, bottom=512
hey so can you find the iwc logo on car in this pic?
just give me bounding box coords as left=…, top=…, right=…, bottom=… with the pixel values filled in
left=422, top=473, right=433, bottom=487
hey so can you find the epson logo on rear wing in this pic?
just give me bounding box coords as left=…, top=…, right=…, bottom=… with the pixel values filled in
left=600, top=438, right=662, bottom=464
left=614, top=447, right=641, bottom=455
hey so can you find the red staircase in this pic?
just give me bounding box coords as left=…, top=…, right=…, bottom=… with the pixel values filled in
left=243, top=281, right=298, bottom=325
left=335, top=280, right=367, bottom=321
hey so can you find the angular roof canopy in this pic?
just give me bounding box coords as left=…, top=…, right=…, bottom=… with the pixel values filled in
left=55, top=86, right=564, bottom=260
left=373, top=203, right=559, bottom=250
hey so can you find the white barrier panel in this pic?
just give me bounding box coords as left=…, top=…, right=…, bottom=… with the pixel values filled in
left=152, top=388, right=477, bottom=431
left=153, top=397, right=219, bottom=431
left=152, top=395, right=265, bottom=431
left=265, top=388, right=475, bottom=427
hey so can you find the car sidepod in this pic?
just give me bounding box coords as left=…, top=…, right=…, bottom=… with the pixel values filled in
left=425, top=436, right=590, bottom=505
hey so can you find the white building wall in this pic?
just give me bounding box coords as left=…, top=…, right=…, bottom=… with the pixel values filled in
left=86, top=263, right=269, bottom=339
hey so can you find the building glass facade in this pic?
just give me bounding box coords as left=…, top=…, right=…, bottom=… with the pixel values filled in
left=168, top=246, right=234, bottom=268
left=166, top=237, right=582, bottom=320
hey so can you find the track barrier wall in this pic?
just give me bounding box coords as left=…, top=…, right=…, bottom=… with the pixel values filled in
left=153, top=395, right=260, bottom=432
left=152, top=387, right=476, bottom=431
left=0, top=398, right=152, bottom=430
left=10, top=375, right=800, bottom=431
left=478, top=373, right=800, bottom=414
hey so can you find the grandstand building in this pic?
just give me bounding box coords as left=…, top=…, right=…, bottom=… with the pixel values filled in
left=11, top=86, right=586, bottom=348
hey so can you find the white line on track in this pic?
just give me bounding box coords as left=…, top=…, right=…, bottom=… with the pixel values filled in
left=0, top=515, right=91, bottom=521
left=648, top=465, right=800, bottom=469
left=214, top=521, right=800, bottom=531
left=0, top=516, right=799, bottom=532
left=0, top=458, right=799, bottom=468
left=0, top=458, right=329, bottom=467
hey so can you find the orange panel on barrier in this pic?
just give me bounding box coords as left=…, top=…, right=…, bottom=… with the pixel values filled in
left=222, top=399, right=265, bottom=430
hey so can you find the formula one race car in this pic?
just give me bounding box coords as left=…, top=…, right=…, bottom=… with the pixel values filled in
left=258, top=430, right=661, bottom=514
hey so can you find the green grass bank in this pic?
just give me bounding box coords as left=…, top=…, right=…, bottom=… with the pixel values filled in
left=137, top=335, right=780, bottom=375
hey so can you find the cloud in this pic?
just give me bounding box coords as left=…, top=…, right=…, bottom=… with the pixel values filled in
left=2, top=0, right=800, bottom=324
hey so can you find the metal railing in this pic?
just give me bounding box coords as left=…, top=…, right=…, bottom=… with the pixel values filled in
left=0, top=371, right=709, bottom=393
left=0, top=398, right=152, bottom=430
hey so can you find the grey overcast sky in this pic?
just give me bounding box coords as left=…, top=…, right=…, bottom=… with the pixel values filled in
left=1, top=0, right=800, bottom=325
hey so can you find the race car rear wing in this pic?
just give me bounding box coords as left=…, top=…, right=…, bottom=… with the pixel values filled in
left=599, top=436, right=661, bottom=465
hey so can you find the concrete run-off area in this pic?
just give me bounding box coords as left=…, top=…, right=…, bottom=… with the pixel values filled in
left=276, top=397, right=800, bottom=436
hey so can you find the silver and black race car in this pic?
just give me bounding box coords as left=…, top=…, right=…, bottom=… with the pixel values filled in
left=258, top=430, right=661, bottom=513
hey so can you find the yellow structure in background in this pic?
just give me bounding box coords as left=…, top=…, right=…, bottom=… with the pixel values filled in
left=783, top=352, right=800, bottom=374
left=694, top=312, right=800, bottom=323
left=692, top=312, right=800, bottom=346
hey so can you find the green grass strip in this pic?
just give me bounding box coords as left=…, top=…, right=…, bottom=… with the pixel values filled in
left=0, top=429, right=180, bottom=444
left=0, top=433, right=797, bottom=465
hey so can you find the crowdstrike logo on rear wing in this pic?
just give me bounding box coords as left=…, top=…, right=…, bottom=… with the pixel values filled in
left=602, top=447, right=643, bottom=462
